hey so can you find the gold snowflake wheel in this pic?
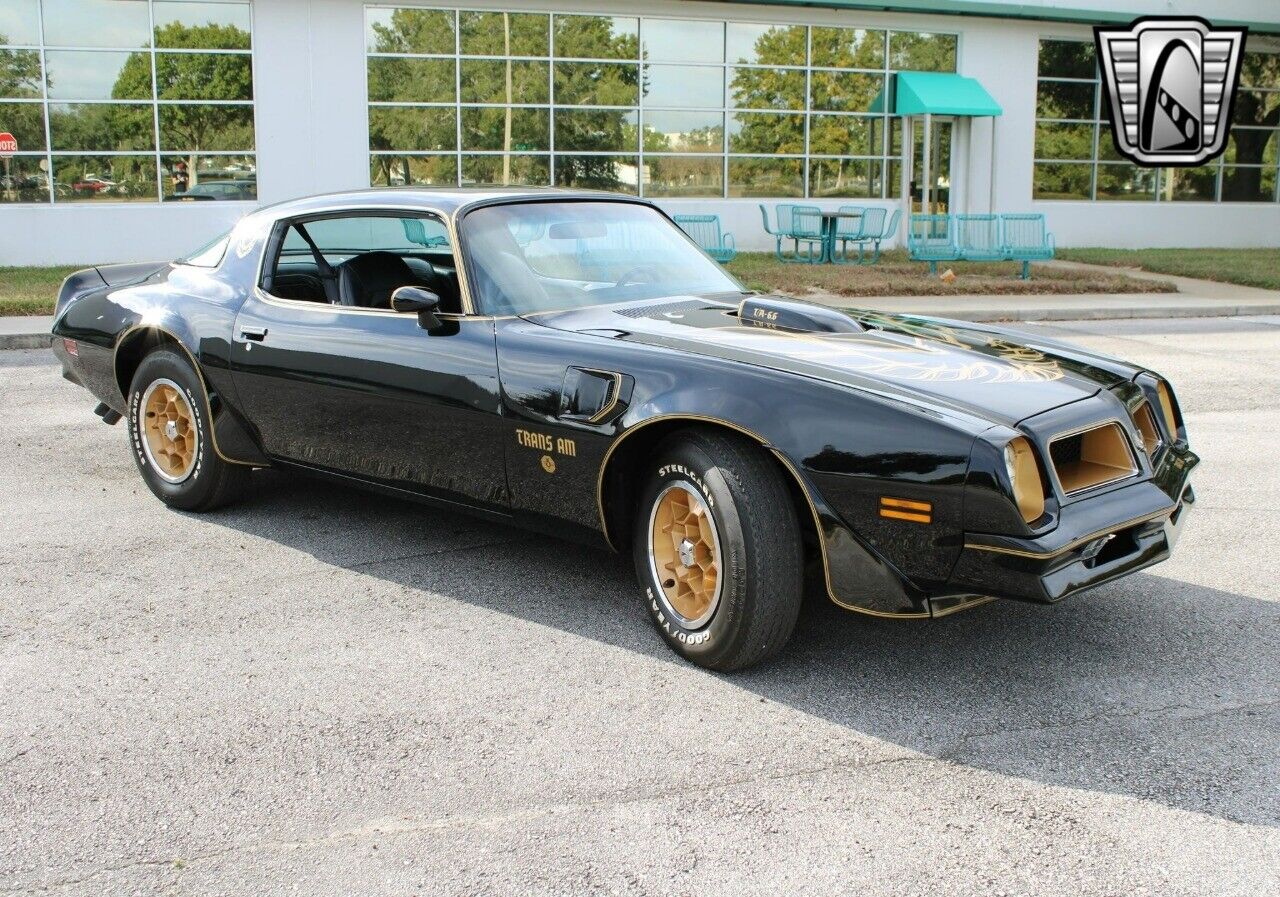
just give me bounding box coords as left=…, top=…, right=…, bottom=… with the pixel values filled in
left=140, top=378, right=197, bottom=483
left=648, top=482, right=723, bottom=628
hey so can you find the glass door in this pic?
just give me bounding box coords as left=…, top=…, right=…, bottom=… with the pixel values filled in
left=911, top=117, right=953, bottom=214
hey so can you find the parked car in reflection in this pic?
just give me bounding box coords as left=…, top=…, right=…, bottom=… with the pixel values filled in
left=166, top=180, right=257, bottom=201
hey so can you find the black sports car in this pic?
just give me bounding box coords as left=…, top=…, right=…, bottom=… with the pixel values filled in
left=51, top=188, right=1197, bottom=670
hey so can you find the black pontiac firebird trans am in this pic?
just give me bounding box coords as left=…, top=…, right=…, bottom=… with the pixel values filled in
left=51, top=188, right=1197, bottom=670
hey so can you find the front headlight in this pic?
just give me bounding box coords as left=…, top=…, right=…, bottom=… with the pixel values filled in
left=1004, top=436, right=1046, bottom=524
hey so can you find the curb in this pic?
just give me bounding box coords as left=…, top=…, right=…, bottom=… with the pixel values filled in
left=882, top=303, right=1280, bottom=323
left=0, top=333, right=53, bottom=351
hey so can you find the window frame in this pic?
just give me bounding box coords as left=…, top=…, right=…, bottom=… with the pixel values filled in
left=257, top=208, right=469, bottom=316
left=364, top=5, right=958, bottom=199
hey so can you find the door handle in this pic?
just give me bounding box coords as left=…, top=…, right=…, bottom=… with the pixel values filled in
left=240, top=326, right=268, bottom=342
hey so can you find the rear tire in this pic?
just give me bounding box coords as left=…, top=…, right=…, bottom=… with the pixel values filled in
left=632, top=428, right=803, bottom=671
left=127, top=348, right=248, bottom=511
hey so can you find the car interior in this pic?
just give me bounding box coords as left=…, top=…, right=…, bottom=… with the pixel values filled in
left=263, top=214, right=464, bottom=314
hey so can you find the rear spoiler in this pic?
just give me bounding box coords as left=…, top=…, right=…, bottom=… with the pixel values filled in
left=54, top=261, right=169, bottom=318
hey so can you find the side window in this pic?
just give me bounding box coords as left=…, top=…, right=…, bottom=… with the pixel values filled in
left=265, top=213, right=462, bottom=312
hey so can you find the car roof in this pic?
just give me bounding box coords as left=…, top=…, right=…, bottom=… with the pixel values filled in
left=251, top=186, right=648, bottom=219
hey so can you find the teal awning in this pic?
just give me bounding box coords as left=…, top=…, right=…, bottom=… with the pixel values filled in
left=893, top=72, right=1003, bottom=117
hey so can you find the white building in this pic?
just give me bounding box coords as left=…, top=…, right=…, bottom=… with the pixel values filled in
left=1, top=0, right=1277, bottom=265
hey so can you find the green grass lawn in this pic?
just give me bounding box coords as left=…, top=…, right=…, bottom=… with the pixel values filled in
left=1056, top=248, right=1280, bottom=291
left=0, top=265, right=87, bottom=316
left=725, top=250, right=1173, bottom=298
left=0, top=248, right=1181, bottom=318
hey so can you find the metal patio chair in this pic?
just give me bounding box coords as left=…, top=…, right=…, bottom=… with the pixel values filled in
left=758, top=203, right=824, bottom=263
left=673, top=214, right=737, bottom=263
left=831, top=205, right=866, bottom=264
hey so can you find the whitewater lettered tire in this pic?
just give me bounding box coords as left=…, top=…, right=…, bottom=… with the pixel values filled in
left=633, top=428, right=803, bottom=671
left=127, top=348, right=247, bottom=511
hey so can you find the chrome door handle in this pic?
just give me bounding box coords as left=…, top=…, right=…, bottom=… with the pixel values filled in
left=240, top=326, right=268, bottom=342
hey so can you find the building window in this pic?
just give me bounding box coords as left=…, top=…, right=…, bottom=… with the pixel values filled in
left=0, top=0, right=256, bottom=205
left=365, top=6, right=956, bottom=198
left=1034, top=36, right=1280, bottom=203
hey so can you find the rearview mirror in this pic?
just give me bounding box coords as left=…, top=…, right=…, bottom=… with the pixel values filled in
left=391, top=286, right=443, bottom=331
left=548, top=221, right=606, bottom=240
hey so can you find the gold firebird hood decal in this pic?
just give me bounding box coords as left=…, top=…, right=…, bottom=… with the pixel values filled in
left=711, top=325, right=1066, bottom=385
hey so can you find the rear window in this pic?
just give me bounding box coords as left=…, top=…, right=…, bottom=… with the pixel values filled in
left=180, top=231, right=230, bottom=267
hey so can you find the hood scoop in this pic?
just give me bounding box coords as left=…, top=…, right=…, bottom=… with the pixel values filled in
left=738, top=296, right=865, bottom=334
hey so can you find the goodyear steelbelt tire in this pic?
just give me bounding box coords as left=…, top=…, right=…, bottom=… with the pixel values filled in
left=127, top=349, right=247, bottom=512
left=633, top=429, right=803, bottom=671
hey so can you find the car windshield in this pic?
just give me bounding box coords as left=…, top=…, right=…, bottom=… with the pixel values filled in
left=461, top=201, right=745, bottom=316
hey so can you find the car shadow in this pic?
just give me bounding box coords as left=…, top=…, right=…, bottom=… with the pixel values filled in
left=206, top=467, right=1279, bottom=829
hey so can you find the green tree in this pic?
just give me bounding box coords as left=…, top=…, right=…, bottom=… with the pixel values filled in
left=1223, top=51, right=1280, bottom=200
left=0, top=42, right=42, bottom=97
left=112, top=22, right=253, bottom=187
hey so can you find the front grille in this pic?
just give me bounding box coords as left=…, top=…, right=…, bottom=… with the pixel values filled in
left=1049, top=422, right=1138, bottom=494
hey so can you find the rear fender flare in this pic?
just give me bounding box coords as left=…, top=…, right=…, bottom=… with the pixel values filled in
left=113, top=322, right=258, bottom=467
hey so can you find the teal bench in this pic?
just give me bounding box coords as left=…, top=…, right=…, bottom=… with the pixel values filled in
left=1001, top=213, right=1055, bottom=279
left=910, top=213, right=1056, bottom=278
left=673, top=214, right=737, bottom=263
left=957, top=214, right=1005, bottom=263
left=907, top=214, right=960, bottom=274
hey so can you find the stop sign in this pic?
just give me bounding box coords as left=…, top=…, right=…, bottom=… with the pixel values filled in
left=0, top=132, right=16, bottom=157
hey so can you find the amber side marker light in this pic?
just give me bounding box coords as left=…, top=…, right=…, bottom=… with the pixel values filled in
left=879, top=497, right=932, bottom=524
left=1005, top=436, right=1046, bottom=524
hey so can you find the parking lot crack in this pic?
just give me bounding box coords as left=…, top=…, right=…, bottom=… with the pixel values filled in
left=938, top=697, right=1280, bottom=760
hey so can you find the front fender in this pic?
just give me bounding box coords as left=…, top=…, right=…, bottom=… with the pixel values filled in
left=495, top=317, right=989, bottom=617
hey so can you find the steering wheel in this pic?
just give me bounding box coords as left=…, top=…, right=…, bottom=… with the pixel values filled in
left=614, top=265, right=661, bottom=288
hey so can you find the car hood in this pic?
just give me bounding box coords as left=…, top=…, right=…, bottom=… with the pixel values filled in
left=528, top=296, right=1138, bottom=427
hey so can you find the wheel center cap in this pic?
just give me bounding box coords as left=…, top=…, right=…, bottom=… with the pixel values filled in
left=678, top=538, right=696, bottom=568
left=164, top=420, right=179, bottom=441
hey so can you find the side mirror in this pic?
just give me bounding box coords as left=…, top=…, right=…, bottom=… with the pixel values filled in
left=390, top=286, right=443, bottom=331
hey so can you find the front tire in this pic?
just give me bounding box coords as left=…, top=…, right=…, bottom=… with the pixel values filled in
left=127, top=348, right=248, bottom=511
left=633, top=429, right=803, bottom=671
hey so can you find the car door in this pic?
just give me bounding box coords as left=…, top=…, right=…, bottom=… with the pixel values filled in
left=229, top=211, right=510, bottom=511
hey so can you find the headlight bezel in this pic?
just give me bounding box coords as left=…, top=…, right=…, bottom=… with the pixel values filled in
left=1004, top=435, right=1047, bottom=525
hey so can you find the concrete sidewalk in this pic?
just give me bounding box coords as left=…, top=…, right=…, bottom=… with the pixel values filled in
left=0, top=315, right=53, bottom=350
left=804, top=260, right=1280, bottom=323
left=4, top=265, right=1280, bottom=347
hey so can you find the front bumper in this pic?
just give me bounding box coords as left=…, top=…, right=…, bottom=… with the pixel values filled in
left=948, top=445, right=1197, bottom=604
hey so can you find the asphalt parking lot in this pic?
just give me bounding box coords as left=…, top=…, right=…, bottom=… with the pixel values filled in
left=2, top=316, right=1278, bottom=896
